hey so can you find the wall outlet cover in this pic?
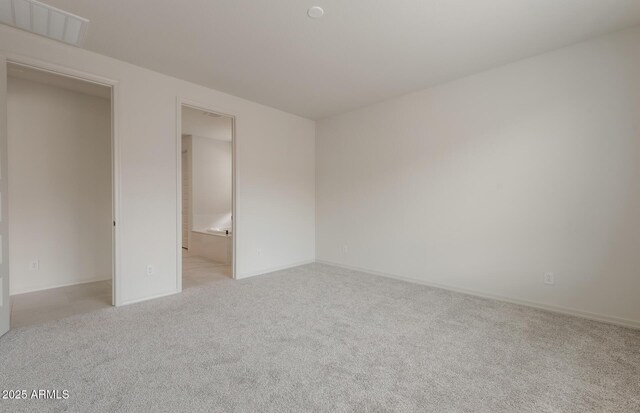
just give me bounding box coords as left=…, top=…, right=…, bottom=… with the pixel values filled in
left=544, top=272, right=555, bottom=285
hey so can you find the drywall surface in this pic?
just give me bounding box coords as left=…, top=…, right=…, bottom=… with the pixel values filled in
left=8, top=77, right=112, bottom=294
left=1, top=25, right=315, bottom=304
left=190, top=136, right=232, bottom=231
left=316, top=27, right=640, bottom=326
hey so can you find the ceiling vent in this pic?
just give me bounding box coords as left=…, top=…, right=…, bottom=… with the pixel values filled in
left=0, top=0, right=89, bottom=47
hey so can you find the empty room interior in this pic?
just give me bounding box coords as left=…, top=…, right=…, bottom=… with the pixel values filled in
left=0, top=1, right=639, bottom=411
left=6, top=63, right=113, bottom=328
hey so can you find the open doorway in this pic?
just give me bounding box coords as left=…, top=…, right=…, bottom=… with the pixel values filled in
left=179, top=104, right=235, bottom=290
left=5, top=62, right=115, bottom=328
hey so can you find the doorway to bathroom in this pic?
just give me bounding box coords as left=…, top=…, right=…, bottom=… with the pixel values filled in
left=178, top=102, right=235, bottom=291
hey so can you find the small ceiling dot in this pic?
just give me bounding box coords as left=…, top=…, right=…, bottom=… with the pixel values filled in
left=308, top=6, right=324, bottom=19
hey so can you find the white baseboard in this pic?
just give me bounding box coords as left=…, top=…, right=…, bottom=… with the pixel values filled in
left=10, top=277, right=111, bottom=296
left=315, top=260, right=640, bottom=330
left=236, top=259, right=316, bottom=280
left=118, top=289, right=178, bottom=307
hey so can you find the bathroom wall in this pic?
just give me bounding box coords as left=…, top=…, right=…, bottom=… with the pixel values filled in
left=191, top=135, right=232, bottom=231
left=181, top=106, right=233, bottom=232
left=8, top=76, right=112, bottom=294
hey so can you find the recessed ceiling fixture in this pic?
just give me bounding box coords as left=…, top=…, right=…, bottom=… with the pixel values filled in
left=307, top=6, right=324, bottom=19
left=0, top=0, right=89, bottom=47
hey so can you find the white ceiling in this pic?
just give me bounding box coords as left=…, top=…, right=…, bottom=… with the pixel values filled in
left=41, top=0, right=640, bottom=119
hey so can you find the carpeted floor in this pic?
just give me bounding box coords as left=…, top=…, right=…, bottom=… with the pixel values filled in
left=1, top=261, right=639, bottom=412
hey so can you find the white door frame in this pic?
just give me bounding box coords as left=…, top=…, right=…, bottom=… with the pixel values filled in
left=2, top=53, right=123, bottom=307
left=181, top=144, right=191, bottom=250
left=1, top=55, right=9, bottom=336
left=176, top=98, right=237, bottom=291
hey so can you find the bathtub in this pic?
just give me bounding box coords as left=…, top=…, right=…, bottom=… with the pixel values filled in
left=205, top=227, right=232, bottom=236
left=190, top=228, right=232, bottom=264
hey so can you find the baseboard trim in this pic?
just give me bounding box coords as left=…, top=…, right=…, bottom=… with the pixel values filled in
left=315, top=260, right=640, bottom=330
left=236, top=259, right=316, bottom=280
left=119, top=290, right=178, bottom=307
left=10, top=277, right=111, bottom=296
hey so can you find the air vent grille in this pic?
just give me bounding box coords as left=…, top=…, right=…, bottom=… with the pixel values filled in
left=0, top=0, right=89, bottom=47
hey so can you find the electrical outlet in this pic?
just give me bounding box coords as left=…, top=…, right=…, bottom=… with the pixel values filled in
left=544, top=272, right=555, bottom=285
left=146, top=265, right=154, bottom=276
left=343, top=245, right=349, bottom=254
left=256, top=248, right=262, bottom=256
left=29, top=260, right=40, bottom=271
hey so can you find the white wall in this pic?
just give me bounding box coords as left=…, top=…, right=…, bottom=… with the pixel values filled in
left=1, top=25, right=315, bottom=304
left=8, top=77, right=112, bottom=294
left=190, top=136, right=232, bottom=231
left=316, top=27, right=640, bottom=327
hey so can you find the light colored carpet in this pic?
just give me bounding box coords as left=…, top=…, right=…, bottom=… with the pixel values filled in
left=1, top=261, right=639, bottom=412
